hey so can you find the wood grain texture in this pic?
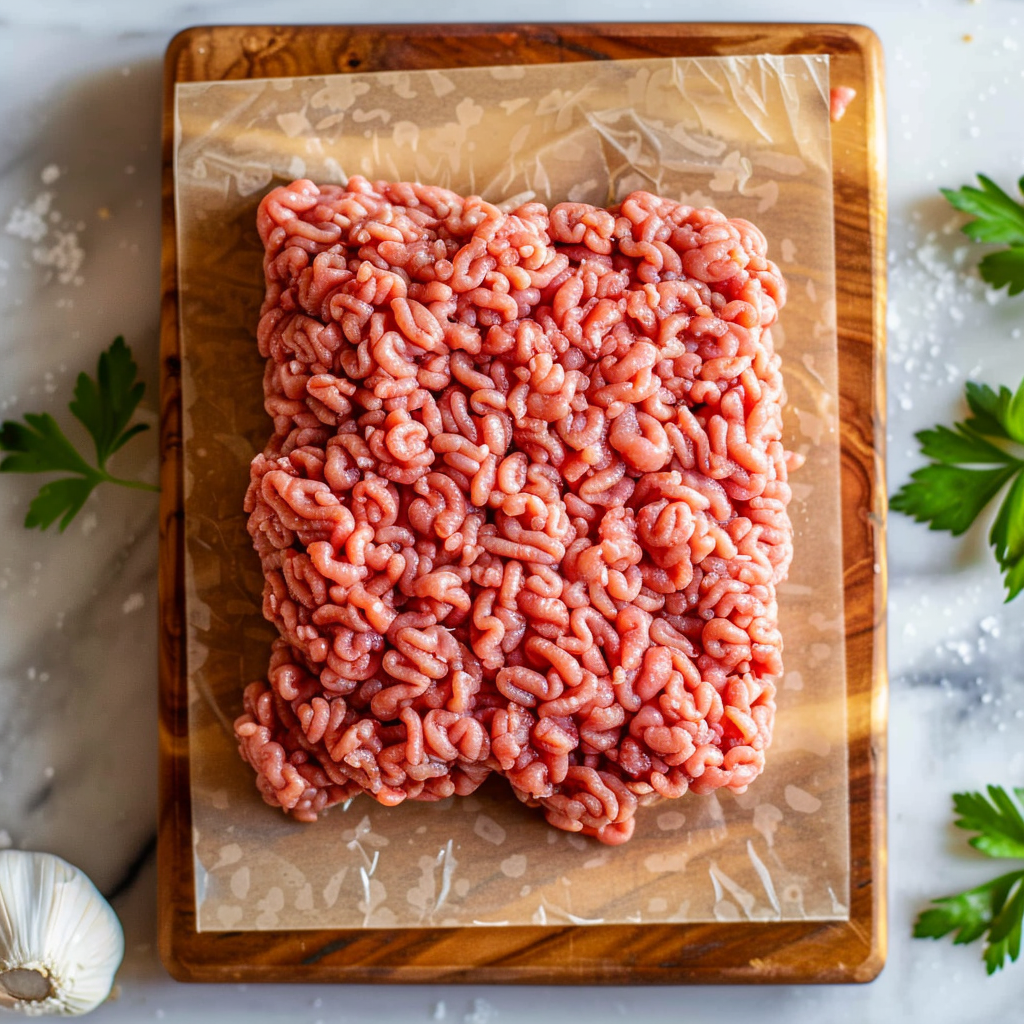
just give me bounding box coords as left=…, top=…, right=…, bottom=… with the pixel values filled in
left=158, top=22, right=886, bottom=984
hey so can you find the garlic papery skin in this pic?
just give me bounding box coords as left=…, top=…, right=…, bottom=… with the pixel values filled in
left=0, top=851, right=124, bottom=1017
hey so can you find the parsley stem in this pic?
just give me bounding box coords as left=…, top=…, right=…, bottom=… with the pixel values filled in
left=103, top=475, right=160, bottom=493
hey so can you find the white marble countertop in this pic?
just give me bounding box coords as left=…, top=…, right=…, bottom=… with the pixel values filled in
left=1, top=0, right=1023, bottom=1020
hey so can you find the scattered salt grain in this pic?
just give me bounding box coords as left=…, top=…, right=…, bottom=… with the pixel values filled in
left=33, top=230, right=85, bottom=285
left=6, top=192, right=53, bottom=242
left=43, top=767, right=54, bottom=780
left=945, top=639, right=974, bottom=664
left=434, top=1001, right=447, bottom=1021
left=5, top=186, right=86, bottom=284
left=464, top=999, right=496, bottom=1024
left=40, top=164, right=60, bottom=185
left=122, top=592, right=145, bottom=615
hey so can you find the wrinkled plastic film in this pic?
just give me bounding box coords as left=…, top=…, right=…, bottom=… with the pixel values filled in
left=173, top=54, right=848, bottom=932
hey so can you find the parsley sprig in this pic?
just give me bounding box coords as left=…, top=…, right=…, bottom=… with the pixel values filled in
left=892, top=177, right=1024, bottom=601
left=0, top=336, right=158, bottom=531
left=901, top=175, right=1024, bottom=974
left=890, top=377, right=1024, bottom=600
left=915, top=787, right=1024, bottom=974
left=943, top=174, right=1024, bottom=295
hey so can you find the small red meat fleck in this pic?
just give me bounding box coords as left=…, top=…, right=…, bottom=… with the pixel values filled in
left=829, top=86, right=857, bottom=123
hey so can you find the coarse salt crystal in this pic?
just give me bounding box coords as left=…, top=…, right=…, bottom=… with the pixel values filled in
left=5, top=192, right=52, bottom=242
left=33, top=230, right=85, bottom=285
left=464, top=999, right=496, bottom=1024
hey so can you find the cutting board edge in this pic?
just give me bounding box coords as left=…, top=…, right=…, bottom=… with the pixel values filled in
left=156, top=20, right=887, bottom=984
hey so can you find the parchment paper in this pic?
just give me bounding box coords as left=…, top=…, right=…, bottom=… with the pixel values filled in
left=174, top=54, right=848, bottom=932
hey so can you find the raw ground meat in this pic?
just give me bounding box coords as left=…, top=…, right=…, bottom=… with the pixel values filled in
left=234, top=176, right=796, bottom=845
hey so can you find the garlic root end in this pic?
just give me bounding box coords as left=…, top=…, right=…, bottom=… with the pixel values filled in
left=0, top=967, right=53, bottom=1003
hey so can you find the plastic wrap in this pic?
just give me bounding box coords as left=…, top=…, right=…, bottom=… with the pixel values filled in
left=173, top=53, right=848, bottom=932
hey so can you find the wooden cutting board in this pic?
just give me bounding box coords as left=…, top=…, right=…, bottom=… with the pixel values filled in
left=157, top=22, right=886, bottom=984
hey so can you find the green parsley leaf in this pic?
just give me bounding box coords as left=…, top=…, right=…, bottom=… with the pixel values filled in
left=989, top=474, right=1024, bottom=602
left=965, top=381, right=1015, bottom=440
left=915, top=788, right=1024, bottom=973
left=0, top=337, right=158, bottom=532
left=986, top=882, right=1024, bottom=974
left=1008, top=378, right=1024, bottom=443
left=916, top=424, right=1011, bottom=465
left=943, top=175, right=1024, bottom=295
left=942, top=175, right=1024, bottom=246
left=891, top=462, right=1017, bottom=536
left=890, top=376, right=1024, bottom=601
left=978, top=248, right=1024, bottom=298
left=25, top=476, right=97, bottom=533
left=953, top=786, right=1024, bottom=860
left=915, top=870, right=1023, bottom=946
left=0, top=412, right=97, bottom=477
left=915, top=869, right=1024, bottom=972
left=68, top=335, right=148, bottom=468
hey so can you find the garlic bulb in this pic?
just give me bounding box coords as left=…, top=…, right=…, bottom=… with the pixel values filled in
left=0, top=851, right=123, bottom=1017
